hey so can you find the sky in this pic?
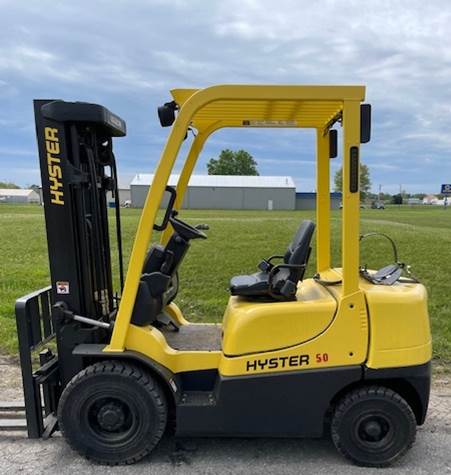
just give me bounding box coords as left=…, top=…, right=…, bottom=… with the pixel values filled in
left=0, top=0, right=450, bottom=194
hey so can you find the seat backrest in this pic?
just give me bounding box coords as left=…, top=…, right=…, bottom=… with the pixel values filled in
left=271, top=220, right=315, bottom=297
left=285, top=220, right=315, bottom=268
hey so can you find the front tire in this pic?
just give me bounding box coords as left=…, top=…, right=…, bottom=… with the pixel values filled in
left=58, top=361, right=167, bottom=465
left=331, top=386, right=416, bottom=467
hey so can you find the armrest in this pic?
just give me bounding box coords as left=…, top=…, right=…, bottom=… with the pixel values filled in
left=267, top=254, right=285, bottom=263
left=268, top=263, right=306, bottom=300
left=258, top=255, right=285, bottom=272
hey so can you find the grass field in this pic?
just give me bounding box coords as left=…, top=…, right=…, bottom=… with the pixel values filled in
left=0, top=204, right=450, bottom=364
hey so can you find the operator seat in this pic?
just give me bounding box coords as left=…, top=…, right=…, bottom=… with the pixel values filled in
left=229, top=220, right=315, bottom=301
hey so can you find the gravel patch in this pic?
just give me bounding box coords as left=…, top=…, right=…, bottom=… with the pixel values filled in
left=0, top=356, right=450, bottom=474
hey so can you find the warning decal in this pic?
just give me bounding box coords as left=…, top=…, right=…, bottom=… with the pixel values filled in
left=56, top=281, right=70, bottom=294
left=243, top=120, right=297, bottom=127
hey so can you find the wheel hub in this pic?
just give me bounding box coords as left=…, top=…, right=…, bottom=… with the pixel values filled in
left=97, top=402, right=126, bottom=432
left=363, top=420, right=382, bottom=439
left=358, top=415, right=390, bottom=443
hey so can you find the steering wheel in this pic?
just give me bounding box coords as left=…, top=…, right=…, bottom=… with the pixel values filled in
left=169, top=215, right=207, bottom=240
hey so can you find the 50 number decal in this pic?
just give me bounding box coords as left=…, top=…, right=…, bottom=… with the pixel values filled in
left=315, top=353, right=329, bottom=363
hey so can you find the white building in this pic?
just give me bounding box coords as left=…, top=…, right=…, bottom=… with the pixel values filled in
left=130, top=174, right=296, bottom=210
left=0, top=189, right=40, bottom=204
left=422, top=194, right=438, bottom=205
left=106, top=182, right=131, bottom=207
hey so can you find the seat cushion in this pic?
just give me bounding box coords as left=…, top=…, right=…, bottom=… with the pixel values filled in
left=229, top=220, right=315, bottom=301
left=230, top=271, right=269, bottom=296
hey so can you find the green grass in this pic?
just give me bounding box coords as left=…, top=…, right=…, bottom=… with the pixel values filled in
left=0, top=204, right=450, bottom=363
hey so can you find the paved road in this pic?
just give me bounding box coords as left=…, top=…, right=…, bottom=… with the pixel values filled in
left=1, top=356, right=450, bottom=474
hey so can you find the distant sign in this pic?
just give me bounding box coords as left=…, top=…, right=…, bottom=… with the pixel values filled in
left=441, top=184, right=451, bottom=195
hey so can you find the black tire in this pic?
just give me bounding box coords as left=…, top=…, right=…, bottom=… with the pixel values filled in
left=57, top=360, right=167, bottom=465
left=331, top=386, right=416, bottom=467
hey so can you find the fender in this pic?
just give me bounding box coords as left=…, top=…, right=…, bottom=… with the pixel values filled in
left=72, top=344, right=180, bottom=402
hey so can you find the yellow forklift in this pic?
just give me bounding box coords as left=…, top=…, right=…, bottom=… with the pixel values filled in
left=16, top=85, right=431, bottom=467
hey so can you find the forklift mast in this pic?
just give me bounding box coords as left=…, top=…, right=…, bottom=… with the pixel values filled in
left=14, top=101, right=126, bottom=438
left=34, top=100, right=126, bottom=320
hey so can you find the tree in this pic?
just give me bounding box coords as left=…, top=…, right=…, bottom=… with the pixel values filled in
left=207, top=149, right=259, bottom=175
left=0, top=181, right=20, bottom=189
left=380, top=192, right=393, bottom=202
left=334, top=163, right=371, bottom=200
left=392, top=193, right=403, bottom=205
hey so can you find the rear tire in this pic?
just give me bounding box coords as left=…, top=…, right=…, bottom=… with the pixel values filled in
left=58, top=360, right=167, bottom=465
left=331, top=385, right=416, bottom=467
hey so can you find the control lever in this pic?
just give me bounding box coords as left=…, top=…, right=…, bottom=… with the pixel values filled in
left=53, top=302, right=113, bottom=330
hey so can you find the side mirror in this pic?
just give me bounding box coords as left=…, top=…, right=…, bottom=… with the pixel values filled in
left=360, top=104, right=371, bottom=144
left=158, top=101, right=178, bottom=127
left=329, top=129, right=337, bottom=158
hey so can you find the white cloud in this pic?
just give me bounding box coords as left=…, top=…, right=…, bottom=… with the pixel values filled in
left=0, top=0, right=450, bottom=192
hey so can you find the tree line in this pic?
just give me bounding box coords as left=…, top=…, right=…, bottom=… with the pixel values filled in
left=0, top=181, right=20, bottom=189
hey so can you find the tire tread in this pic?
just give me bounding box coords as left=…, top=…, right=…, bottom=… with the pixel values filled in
left=331, top=385, right=416, bottom=467
left=58, top=360, right=167, bottom=465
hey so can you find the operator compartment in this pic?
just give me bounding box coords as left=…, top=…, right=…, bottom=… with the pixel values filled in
left=224, top=219, right=336, bottom=355
left=222, top=279, right=337, bottom=355
left=129, top=192, right=224, bottom=351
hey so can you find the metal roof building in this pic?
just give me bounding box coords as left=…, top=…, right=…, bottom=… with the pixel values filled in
left=130, top=174, right=296, bottom=209
left=106, top=181, right=131, bottom=207
left=0, top=189, right=40, bottom=204
left=295, top=192, right=342, bottom=210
